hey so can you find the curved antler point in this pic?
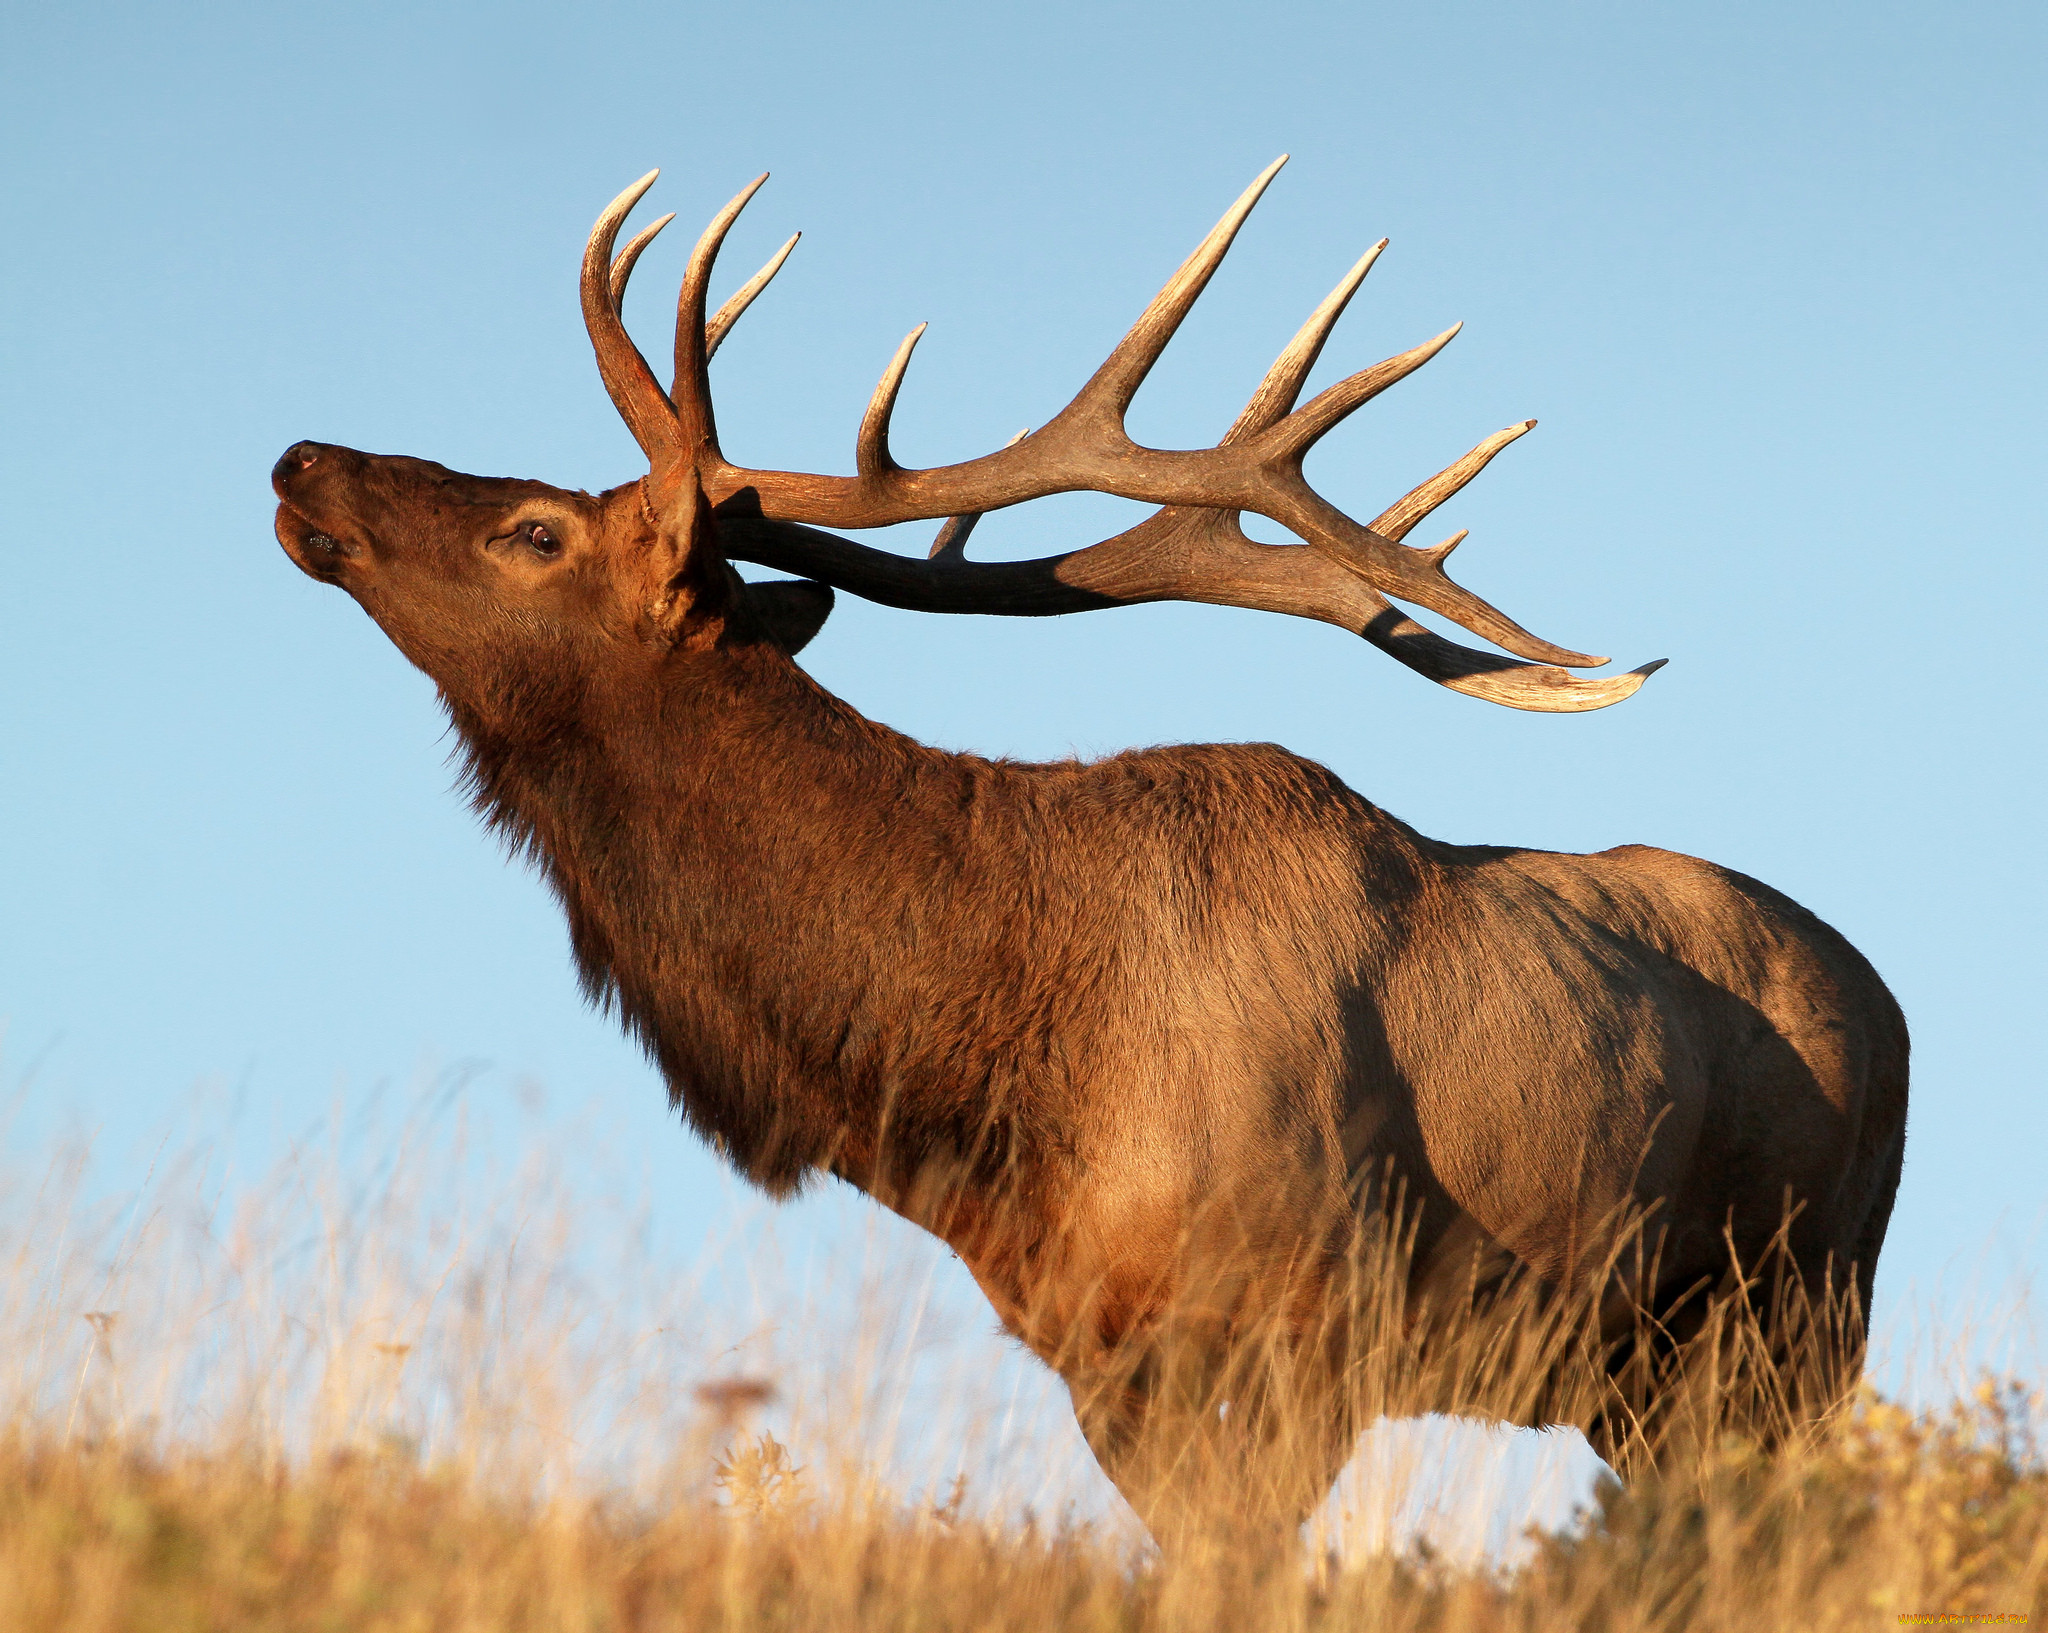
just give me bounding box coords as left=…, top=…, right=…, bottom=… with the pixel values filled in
left=584, top=173, right=685, bottom=464
left=703, top=232, right=802, bottom=361
left=608, top=213, right=679, bottom=311
left=596, top=171, right=662, bottom=233
left=1242, top=155, right=1289, bottom=195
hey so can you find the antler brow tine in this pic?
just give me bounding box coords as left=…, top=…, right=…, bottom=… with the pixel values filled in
left=581, top=170, right=683, bottom=464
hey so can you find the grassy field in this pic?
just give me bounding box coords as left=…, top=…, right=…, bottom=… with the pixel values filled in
left=2, top=1122, right=2040, bottom=1630
left=3, top=1384, right=2043, bottom=1630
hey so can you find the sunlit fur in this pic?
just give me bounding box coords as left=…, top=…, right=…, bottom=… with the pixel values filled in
left=274, top=441, right=1908, bottom=1541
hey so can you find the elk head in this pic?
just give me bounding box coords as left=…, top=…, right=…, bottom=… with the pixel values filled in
left=275, top=160, right=1662, bottom=716
left=271, top=440, right=838, bottom=744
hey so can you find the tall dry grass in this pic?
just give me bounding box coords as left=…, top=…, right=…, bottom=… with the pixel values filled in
left=0, top=1112, right=2040, bottom=1630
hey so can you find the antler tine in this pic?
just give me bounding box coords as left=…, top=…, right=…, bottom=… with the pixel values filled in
left=1288, top=420, right=1608, bottom=666
left=616, top=217, right=795, bottom=356
left=1062, top=155, right=1289, bottom=432
left=609, top=212, right=676, bottom=312
left=671, top=174, right=770, bottom=454
left=926, top=514, right=976, bottom=563
left=857, top=325, right=929, bottom=479
left=1372, top=421, right=1535, bottom=543
left=706, top=232, right=800, bottom=361
left=1224, top=239, right=1386, bottom=446
left=1268, top=324, right=1462, bottom=461
left=582, top=171, right=684, bottom=465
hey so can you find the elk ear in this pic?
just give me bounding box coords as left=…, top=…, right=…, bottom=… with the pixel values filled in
left=646, top=470, right=729, bottom=637
left=744, top=580, right=835, bottom=654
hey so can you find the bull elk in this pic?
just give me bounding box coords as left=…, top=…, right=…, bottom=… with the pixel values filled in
left=271, top=161, right=1908, bottom=1542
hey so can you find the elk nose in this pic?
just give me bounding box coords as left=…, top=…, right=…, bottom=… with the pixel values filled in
left=271, top=441, right=323, bottom=490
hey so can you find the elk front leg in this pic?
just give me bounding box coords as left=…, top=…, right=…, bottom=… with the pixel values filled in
left=1065, top=1340, right=1227, bottom=1551
left=1064, top=1328, right=1360, bottom=1551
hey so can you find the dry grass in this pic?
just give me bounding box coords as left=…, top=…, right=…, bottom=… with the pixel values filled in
left=2, top=1391, right=2043, bottom=1631
left=0, top=1117, right=2041, bottom=1630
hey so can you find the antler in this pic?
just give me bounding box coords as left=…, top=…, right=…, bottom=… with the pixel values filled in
left=586, top=163, right=1663, bottom=712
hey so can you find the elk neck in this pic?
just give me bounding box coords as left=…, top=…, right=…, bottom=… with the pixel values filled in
left=447, top=623, right=1079, bottom=1232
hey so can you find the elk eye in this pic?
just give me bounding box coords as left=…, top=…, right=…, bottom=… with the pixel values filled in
left=523, top=522, right=562, bottom=558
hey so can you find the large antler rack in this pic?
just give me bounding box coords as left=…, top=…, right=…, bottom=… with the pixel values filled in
left=581, top=162, right=1663, bottom=713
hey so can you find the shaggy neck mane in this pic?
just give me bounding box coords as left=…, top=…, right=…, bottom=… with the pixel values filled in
left=447, top=633, right=1065, bottom=1222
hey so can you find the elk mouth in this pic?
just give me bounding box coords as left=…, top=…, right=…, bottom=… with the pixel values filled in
left=274, top=500, right=362, bottom=584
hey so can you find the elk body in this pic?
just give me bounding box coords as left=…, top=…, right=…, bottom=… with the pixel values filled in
left=271, top=163, right=1908, bottom=1541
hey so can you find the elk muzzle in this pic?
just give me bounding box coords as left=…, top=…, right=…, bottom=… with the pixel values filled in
left=273, top=440, right=368, bottom=582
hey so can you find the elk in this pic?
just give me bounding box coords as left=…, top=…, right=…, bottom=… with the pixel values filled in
left=271, top=161, right=1908, bottom=1542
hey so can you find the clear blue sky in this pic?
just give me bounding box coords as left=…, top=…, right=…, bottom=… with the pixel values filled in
left=3, top=0, right=2042, bottom=1509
